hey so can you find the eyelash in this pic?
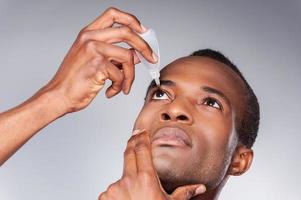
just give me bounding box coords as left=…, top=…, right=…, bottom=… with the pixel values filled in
left=150, top=88, right=171, bottom=100
left=201, top=97, right=223, bottom=110
left=149, top=88, right=223, bottom=110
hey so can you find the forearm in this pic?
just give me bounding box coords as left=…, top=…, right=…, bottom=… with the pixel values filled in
left=0, top=88, right=67, bottom=166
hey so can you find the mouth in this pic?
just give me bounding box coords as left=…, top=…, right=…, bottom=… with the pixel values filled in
left=152, top=126, right=192, bottom=147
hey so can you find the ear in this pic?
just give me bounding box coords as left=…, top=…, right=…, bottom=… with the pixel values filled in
left=227, top=145, right=254, bottom=176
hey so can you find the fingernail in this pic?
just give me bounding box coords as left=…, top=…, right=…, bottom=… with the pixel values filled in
left=132, top=129, right=147, bottom=136
left=125, top=88, right=130, bottom=95
left=141, top=24, right=147, bottom=32
left=152, top=52, right=158, bottom=62
left=195, top=185, right=206, bottom=195
left=132, top=129, right=141, bottom=135
left=122, top=85, right=130, bottom=95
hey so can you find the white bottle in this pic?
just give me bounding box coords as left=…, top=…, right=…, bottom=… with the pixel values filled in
left=136, top=29, right=160, bottom=86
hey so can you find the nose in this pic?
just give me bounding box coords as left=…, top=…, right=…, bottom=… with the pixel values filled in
left=159, top=98, right=193, bottom=125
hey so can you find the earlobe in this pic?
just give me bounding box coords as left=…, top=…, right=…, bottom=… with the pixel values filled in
left=227, top=145, right=254, bottom=176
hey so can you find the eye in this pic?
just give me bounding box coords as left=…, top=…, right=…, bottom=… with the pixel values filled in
left=203, top=97, right=222, bottom=110
left=151, top=89, right=169, bottom=100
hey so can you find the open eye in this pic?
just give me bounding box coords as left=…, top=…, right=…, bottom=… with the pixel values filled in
left=203, top=97, right=222, bottom=110
left=151, top=89, right=169, bottom=100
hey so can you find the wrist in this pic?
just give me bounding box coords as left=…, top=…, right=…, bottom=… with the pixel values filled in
left=32, top=85, right=70, bottom=118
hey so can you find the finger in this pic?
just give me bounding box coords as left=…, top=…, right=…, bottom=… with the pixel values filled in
left=81, top=27, right=155, bottom=63
left=98, top=192, right=107, bottom=200
left=132, top=131, right=155, bottom=173
left=171, top=184, right=206, bottom=200
left=110, top=49, right=140, bottom=68
left=123, top=130, right=142, bottom=176
left=123, top=129, right=147, bottom=176
left=104, top=62, right=124, bottom=98
left=86, top=7, right=145, bottom=34
left=92, top=42, right=134, bottom=95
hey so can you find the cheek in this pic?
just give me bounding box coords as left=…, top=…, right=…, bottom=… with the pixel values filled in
left=193, top=110, right=234, bottom=153
left=134, top=103, right=160, bottom=130
left=189, top=115, right=235, bottom=187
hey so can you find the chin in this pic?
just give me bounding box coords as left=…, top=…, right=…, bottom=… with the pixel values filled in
left=151, top=147, right=225, bottom=193
left=151, top=146, right=184, bottom=172
left=151, top=148, right=191, bottom=193
left=152, top=150, right=177, bottom=173
left=153, top=159, right=181, bottom=193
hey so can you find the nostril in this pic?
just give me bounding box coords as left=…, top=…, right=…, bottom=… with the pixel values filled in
left=177, top=115, right=188, bottom=121
left=161, top=113, right=171, bottom=121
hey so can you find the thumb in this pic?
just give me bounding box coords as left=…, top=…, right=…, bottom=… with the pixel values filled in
left=171, top=184, right=206, bottom=200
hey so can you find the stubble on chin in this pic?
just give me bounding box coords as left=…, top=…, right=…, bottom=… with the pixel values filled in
left=153, top=150, right=233, bottom=193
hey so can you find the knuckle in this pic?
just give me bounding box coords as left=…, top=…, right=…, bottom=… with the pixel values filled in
left=106, top=7, right=118, bottom=16
left=124, top=49, right=134, bottom=61
left=111, top=76, right=124, bottom=90
left=186, top=189, right=194, bottom=198
left=120, top=26, right=133, bottom=37
left=77, top=29, right=90, bottom=42
left=120, top=176, right=132, bottom=187
left=85, top=40, right=96, bottom=50
left=111, top=75, right=123, bottom=88
left=113, top=81, right=123, bottom=89
left=106, top=183, right=117, bottom=194
left=92, top=56, right=105, bottom=65
left=82, top=40, right=98, bottom=54
left=128, top=13, right=140, bottom=24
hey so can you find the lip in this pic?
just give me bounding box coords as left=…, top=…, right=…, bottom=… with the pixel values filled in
left=152, top=127, right=192, bottom=147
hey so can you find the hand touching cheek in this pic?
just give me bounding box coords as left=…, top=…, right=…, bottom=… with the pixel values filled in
left=98, top=130, right=206, bottom=200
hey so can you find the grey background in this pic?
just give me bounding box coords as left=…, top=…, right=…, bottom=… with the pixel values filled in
left=0, top=0, right=300, bottom=199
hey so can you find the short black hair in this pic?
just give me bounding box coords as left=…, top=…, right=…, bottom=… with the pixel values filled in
left=190, top=49, right=260, bottom=148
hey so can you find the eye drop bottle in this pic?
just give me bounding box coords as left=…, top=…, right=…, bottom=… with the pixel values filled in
left=136, top=29, right=160, bottom=86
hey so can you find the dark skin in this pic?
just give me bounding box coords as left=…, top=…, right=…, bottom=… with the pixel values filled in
left=0, top=5, right=253, bottom=199
left=100, top=56, right=254, bottom=200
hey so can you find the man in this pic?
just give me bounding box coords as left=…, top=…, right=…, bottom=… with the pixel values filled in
left=0, top=7, right=259, bottom=200
left=98, top=49, right=260, bottom=200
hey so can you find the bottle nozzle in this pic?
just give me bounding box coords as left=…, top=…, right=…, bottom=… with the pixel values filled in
left=136, top=29, right=161, bottom=87
left=148, top=70, right=160, bottom=87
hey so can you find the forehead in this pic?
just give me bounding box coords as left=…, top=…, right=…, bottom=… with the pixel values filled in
left=159, top=56, right=246, bottom=112
left=161, top=56, right=241, bottom=84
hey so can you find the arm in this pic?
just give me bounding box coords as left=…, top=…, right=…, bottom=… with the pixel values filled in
left=0, top=7, right=156, bottom=166
left=0, top=88, right=66, bottom=166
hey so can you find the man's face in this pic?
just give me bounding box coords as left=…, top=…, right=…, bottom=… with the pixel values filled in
left=133, top=56, right=246, bottom=191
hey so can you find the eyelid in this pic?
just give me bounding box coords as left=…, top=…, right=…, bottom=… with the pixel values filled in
left=149, top=87, right=172, bottom=101
left=201, top=96, right=224, bottom=110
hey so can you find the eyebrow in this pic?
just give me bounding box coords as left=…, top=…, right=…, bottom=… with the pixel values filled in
left=201, top=86, right=231, bottom=106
